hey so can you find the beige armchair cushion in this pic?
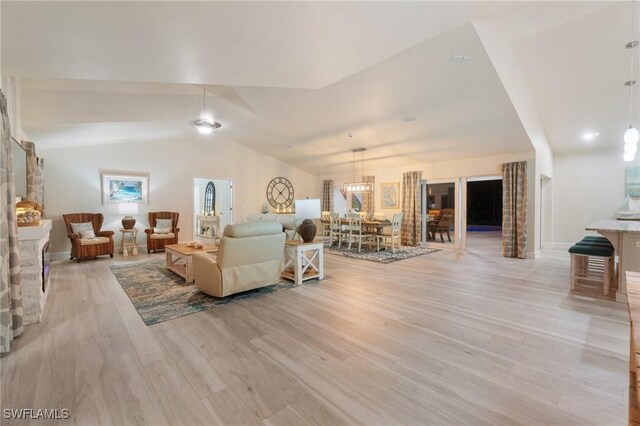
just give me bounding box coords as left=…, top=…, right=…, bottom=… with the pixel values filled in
left=193, top=221, right=285, bottom=298
left=149, top=232, right=176, bottom=240
left=79, top=236, right=111, bottom=246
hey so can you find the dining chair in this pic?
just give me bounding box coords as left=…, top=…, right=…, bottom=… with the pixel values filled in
left=321, top=211, right=332, bottom=243
left=377, top=213, right=403, bottom=253
left=435, top=214, right=453, bottom=243
left=341, top=214, right=372, bottom=252
left=329, top=212, right=342, bottom=246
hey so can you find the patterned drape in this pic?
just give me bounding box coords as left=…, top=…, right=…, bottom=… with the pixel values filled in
left=0, top=89, right=24, bottom=354
left=24, top=141, right=45, bottom=215
left=502, top=161, right=528, bottom=259
left=322, top=180, right=333, bottom=212
left=401, top=171, right=422, bottom=246
left=361, top=176, right=375, bottom=216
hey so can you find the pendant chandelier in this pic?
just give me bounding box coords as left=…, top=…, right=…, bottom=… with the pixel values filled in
left=191, top=84, right=221, bottom=135
left=343, top=147, right=372, bottom=193
left=624, top=0, right=639, bottom=162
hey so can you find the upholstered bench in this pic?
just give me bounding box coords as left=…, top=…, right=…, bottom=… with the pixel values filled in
left=569, top=243, right=614, bottom=296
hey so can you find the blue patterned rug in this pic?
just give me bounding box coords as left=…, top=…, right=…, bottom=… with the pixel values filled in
left=325, top=243, right=441, bottom=264
left=109, top=259, right=321, bottom=325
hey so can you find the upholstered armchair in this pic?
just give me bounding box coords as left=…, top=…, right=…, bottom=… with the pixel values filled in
left=63, top=213, right=114, bottom=262
left=145, top=211, right=180, bottom=253
left=192, top=221, right=285, bottom=298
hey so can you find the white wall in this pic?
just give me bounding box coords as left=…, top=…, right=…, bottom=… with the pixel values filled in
left=553, top=147, right=628, bottom=245
left=322, top=151, right=533, bottom=213
left=41, top=137, right=319, bottom=257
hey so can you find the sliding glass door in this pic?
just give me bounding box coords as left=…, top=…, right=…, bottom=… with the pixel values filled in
left=420, top=178, right=466, bottom=249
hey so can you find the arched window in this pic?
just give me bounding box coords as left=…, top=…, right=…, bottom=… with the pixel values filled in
left=204, top=182, right=216, bottom=215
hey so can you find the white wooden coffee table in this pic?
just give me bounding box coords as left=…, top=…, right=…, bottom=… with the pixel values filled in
left=165, top=244, right=218, bottom=283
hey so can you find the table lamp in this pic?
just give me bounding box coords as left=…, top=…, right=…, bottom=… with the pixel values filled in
left=118, top=202, right=139, bottom=229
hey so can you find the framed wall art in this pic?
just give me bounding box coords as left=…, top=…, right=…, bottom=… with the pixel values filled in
left=381, top=182, right=400, bottom=209
left=101, top=171, right=149, bottom=204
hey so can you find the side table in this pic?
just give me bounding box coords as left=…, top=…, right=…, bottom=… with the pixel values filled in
left=119, top=228, right=139, bottom=256
left=281, top=240, right=324, bottom=285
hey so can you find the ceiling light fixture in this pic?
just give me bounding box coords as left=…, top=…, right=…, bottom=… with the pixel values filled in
left=191, top=84, right=221, bottom=135
left=343, top=147, right=372, bottom=193
left=583, top=131, right=600, bottom=141
left=624, top=0, right=639, bottom=162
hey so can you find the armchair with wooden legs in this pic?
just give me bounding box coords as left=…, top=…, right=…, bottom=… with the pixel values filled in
left=63, top=213, right=114, bottom=262
left=145, top=211, right=180, bottom=253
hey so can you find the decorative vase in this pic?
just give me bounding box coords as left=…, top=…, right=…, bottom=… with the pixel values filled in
left=121, top=216, right=136, bottom=229
left=298, top=219, right=317, bottom=243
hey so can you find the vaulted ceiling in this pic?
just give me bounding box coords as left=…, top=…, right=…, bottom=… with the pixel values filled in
left=1, top=1, right=634, bottom=174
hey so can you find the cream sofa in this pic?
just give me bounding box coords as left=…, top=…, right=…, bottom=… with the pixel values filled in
left=192, top=221, right=285, bottom=298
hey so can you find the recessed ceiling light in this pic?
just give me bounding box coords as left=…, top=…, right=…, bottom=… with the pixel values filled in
left=285, top=144, right=293, bottom=148
left=403, top=116, right=416, bottom=123
left=582, top=131, right=600, bottom=141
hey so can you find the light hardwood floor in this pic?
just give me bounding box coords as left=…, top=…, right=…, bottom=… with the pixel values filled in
left=1, top=240, right=630, bottom=425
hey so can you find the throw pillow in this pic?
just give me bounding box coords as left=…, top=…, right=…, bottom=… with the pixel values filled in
left=154, top=227, right=172, bottom=234
left=70, top=222, right=93, bottom=235
left=155, top=218, right=173, bottom=230
left=80, top=229, right=96, bottom=239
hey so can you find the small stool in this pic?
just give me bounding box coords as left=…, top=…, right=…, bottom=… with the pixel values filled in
left=569, top=244, right=614, bottom=295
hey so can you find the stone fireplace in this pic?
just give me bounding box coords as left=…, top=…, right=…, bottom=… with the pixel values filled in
left=17, top=219, right=52, bottom=325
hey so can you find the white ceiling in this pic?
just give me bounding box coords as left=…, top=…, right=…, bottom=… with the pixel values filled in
left=1, top=1, right=630, bottom=174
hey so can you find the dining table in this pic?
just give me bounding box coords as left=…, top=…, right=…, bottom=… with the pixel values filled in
left=320, top=218, right=390, bottom=235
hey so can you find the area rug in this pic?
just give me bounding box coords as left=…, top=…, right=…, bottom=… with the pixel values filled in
left=109, top=259, right=321, bottom=325
left=325, top=243, right=441, bottom=264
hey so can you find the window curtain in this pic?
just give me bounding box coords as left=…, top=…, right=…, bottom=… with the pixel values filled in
left=0, top=89, right=24, bottom=354
left=322, top=180, right=333, bottom=212
left=401, top=171, right=422, bottom=246
left=361, top=176, right=375, bottom=216
left=502, top=161, right=528, bottom=259
left=24, top=141, right=45, bottom=215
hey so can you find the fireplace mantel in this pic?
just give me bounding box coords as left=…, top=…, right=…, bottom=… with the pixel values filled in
left=18, top=219, right=52, bottom=241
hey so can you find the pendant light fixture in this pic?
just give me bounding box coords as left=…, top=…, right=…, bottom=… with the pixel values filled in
left=343, top=147, right=372, bottom=193
left=624, top=0, right=639, bottom=161
left=191, top=84, right=221, bottom=134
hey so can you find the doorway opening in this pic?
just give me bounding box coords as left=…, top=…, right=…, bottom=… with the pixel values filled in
left=193, top=177, right=233, bottom=242
left=420, top=179, right=462, bottom=248
left=466, top=178, right=502, bottom=253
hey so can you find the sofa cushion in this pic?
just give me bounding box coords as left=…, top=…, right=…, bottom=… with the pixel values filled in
left=150, top=232, right=176, bottom=240
left=153, top=227, right=172, bottom=234
left=79, top=236, right=110, bottom=246
left=224, top=221, right=283, bottom=238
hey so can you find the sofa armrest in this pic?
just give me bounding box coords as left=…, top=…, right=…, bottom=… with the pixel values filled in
left=192, top=252, right=223, bottom=297
left=68, top=233, right=80, bottom=245
left=144, top=228, right=153, bottom=235
left=98, top=230, right=114, bottom=238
